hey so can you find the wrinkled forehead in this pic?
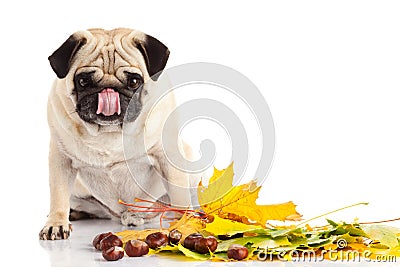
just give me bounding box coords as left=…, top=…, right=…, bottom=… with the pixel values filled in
left=74, top=29, right=148, bottom=80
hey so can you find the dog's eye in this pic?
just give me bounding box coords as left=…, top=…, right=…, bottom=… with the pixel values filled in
left=79, top=77, right=91, bottom=87
left=75, top=72, right=95, bottom=88
left=127, top=74, right=143, bottom=90
left=129, top=78, right=140, bottom=89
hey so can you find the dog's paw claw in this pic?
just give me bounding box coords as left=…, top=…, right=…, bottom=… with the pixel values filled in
left=39, top=224, right=71, bottom=240
left=121, top=210, right=146, bottom=226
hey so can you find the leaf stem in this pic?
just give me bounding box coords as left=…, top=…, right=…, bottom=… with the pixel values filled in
left=296, top=202, right=369, bottom=227
left=359, top=217, right=400, bottom=225
left=119, top=199, right=207, bottom=217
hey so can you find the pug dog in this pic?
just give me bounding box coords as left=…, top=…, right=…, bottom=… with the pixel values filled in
left=39, top=28, right=195, bottom=240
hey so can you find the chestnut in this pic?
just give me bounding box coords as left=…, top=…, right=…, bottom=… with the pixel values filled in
left=168, top=229, right=182, bottom=245
left=92, top=232, right=113, bottom=250
left=203, top=215, right=215, bottom=223
left=102, top=246, right=124, bottom=261
left=183, top=233, right=203, bottom=250
left=125, top=240, right=149, bottom=257
left=145, top=232, right=168, bottom=249
left=194, top=236, right=218, bottom=254
left=99, top=234, right=123, bottom=251
left=227, top=244, right=248, bottom=260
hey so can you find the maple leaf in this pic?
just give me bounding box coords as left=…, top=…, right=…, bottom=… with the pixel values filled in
left=197, top=162, right=301, bottom=226
left=204, top=215, right=263, bottom=235
left=361, top=225, right=400, bottom=249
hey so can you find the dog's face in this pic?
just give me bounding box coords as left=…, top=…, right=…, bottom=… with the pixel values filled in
left=72, top=61, right=144, bottom=126
left=49, top=28, right=169, bottom=126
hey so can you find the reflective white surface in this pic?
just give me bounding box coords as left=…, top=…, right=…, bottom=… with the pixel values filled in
left=34, top=219, right=399, bottom=267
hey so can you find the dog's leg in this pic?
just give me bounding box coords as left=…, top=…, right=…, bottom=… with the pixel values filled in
left=166, top=170, right=192, bottom=208
left=39, top=139, right=77, bottom=240
left=69, top=196, right=114, bottom=221
left=155, top=153, right=192, bottom=209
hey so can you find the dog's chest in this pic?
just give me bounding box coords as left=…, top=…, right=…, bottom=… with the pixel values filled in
left=67, top=134, right=125, bottom=169
left=74, top=155, right=162, bottom=211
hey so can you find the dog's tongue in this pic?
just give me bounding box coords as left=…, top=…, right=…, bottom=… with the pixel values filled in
left=96, top=88, right=121, bottom=116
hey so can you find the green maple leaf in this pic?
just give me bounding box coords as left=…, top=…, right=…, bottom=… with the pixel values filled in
left=361, top=225, right=400, bottom=249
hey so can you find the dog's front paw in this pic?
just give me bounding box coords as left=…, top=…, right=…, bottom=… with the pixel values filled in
left=121, top=210, right=146, bottom=226
left=39, top=221, right=72, bottom=240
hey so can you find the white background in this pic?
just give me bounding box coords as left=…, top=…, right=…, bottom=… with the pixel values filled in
left=1, top=0, right=400, bottom=265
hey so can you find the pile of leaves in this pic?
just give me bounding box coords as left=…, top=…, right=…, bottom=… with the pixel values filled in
left=115, top=163, right=400, bottom=262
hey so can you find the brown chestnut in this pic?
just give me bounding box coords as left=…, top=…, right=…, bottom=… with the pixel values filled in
left=92, top=232, right=113, bottom=250
left=168, top=229, right=182, bottom=245
left=194, top=236, right=218, bottom=254
left=203, top=215, right=215, bottom=223
left=99, top=234, right=123, bottom=251
left=145, top=232, right=168, bottom=249
left=102, top=246, right=124, bottom=261
left=125, top=240, right=149, bottom=257
left=227, top=244, right=248, bottom=260
left=183, top=233, right=203, bottom=250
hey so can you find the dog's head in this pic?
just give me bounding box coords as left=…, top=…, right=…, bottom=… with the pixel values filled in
left=49, top=28, right=169, bottom=126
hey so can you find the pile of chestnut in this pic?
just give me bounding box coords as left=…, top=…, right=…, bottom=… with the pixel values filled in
left=93, top=229, right=248, bottom=261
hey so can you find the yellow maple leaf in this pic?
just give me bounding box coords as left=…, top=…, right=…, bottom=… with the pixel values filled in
left=197, top=162, right=301, bottom=226
left=204, top=215, right=263, bottom=235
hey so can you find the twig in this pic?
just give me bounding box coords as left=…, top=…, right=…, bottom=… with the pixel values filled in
left=296, top=202, right=369, bottom=227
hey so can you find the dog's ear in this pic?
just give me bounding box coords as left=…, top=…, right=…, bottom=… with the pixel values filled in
left=134, top=34, right=170, bottom=81
left=48, top=34, right=87, bottom=79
